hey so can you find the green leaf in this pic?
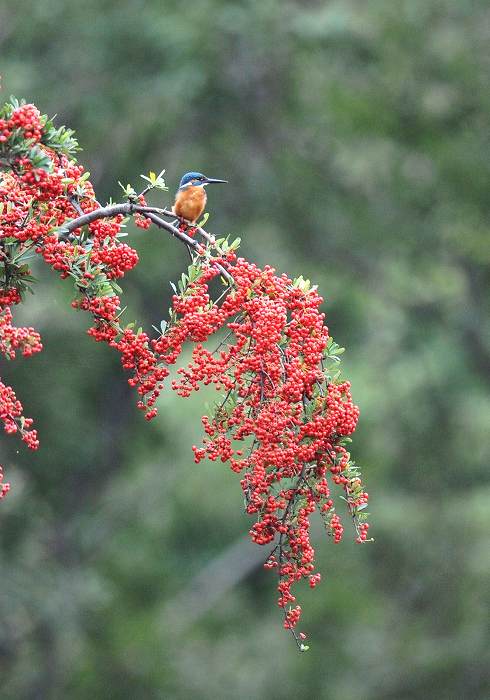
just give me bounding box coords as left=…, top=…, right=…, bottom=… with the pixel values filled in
left=198, top=212, right=209, bottom=227
left=118, top=181, right=136, bottom=197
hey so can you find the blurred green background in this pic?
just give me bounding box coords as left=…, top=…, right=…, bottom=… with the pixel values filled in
left=1, top=1, right=489, bottom=698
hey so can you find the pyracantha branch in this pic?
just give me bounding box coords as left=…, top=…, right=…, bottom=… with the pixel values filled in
left=0, top=98, right=371, bottom=648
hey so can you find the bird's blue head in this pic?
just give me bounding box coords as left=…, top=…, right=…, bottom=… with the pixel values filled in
left=178, top=171, right=227, bottom=190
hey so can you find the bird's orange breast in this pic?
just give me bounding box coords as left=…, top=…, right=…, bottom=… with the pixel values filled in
left=173, top=186, right=207, bottom=223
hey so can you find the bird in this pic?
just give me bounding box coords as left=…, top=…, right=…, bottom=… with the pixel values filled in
left=173, top=171, right=227, bottom=224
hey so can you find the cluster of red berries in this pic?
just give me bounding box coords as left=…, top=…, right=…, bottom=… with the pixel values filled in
left=112, top=328, right=169, bottom=418
left=0, top=288, right=21, bottom=307
left=0, top=252, right=40, bottom=459
left=7, top=103, right=43, bottom=142
left=0, top=380, right=38, bottom=449
left=147, top=256, right=369, bottom=639
left=90, top=243, right=139, bottom=279
left=1, top=101, right=370, bottom=645
left=0, top=307, right=43, bottom=358
left=0, top=103, right=42, bottom=143
left=284, top=605, right=302, bottom=630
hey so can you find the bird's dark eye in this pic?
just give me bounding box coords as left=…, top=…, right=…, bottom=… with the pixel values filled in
left=199, top=176, right=206, bottom=181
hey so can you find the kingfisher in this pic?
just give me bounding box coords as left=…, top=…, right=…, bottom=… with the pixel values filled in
left=173, top=171, right=227, bottom=224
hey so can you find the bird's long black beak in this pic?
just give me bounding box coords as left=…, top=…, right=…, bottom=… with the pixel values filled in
left=205, top=178, right=228, bottom=185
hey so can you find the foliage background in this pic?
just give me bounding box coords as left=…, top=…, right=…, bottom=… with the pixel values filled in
left=1, top=1, right=489, bottom=698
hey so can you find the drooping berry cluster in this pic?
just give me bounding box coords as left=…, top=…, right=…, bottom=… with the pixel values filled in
left=0, top=267, right=41, bottom=459
left=154, top=257, right=369, bottom=643
left=0, top=380, right=38, bottom=449
left=0, top=307, right=42, bottom=358
left=0, top=99, right=370, bottom=646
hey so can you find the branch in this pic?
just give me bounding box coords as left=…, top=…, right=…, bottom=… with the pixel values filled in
left=139, top=211, right=234, bottom=285
left=148, top=207, right=218, bottom=247
left=57, top=203, right=133, bottom=233
left=55, top=203, right=234, bottom=284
